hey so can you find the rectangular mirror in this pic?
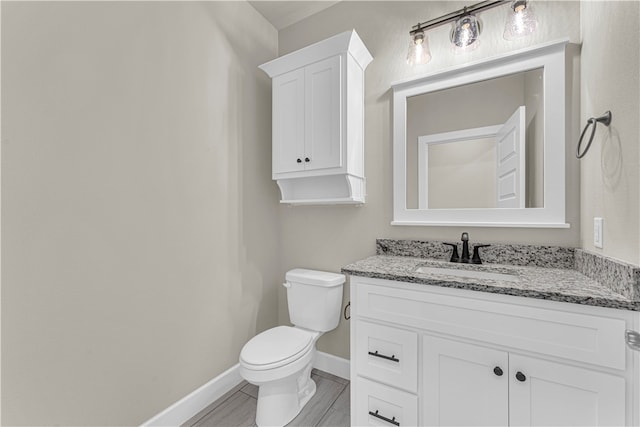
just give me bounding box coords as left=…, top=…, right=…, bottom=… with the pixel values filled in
left=392, top=40, right=570, bottom=227
left=409, top=70, right=543, bottom=210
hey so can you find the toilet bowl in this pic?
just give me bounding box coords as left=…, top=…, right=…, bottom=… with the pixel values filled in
left=239, top=269, right=345, bottom=427
left=240, top=326, right=320, bottom=426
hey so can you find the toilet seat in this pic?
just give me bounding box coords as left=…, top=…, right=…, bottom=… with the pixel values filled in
left=240, top=326, right=316, bottom=371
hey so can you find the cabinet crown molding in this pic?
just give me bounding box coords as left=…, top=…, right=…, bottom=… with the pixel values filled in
left=259, top=30, right=373, bottom=78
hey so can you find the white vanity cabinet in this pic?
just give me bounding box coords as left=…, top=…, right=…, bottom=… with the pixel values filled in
left=350, top=276, right=638, bottom=426
left=423, top=337, right=625, bottom=426
left=259, top=30, right=372, bottom=205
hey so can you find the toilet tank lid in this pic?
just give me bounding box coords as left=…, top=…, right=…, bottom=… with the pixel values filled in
left=286, top=268, right=345, bottom=287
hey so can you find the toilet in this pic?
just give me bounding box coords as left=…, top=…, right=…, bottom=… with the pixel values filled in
left=239, top=268, right=345, bottom=427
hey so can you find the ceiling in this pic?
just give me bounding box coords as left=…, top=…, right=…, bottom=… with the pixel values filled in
left=248, top=1, right=341, bottom=30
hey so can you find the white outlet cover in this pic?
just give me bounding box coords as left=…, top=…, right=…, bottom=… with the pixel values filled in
left=594, top=217, right=603, bottom=249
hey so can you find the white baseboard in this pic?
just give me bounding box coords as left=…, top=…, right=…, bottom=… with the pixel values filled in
left=140, top=351, right=351, bottom=426
left=141, top=363, right=242, bottom=427
left=314, top=351, right=350, bottom=380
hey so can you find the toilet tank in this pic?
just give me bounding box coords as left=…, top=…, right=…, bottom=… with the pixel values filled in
left=285, top=269, right=345, bottom=332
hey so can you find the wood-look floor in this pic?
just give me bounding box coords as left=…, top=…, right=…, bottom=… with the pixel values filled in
left=183, top=369, right=350, bottom=427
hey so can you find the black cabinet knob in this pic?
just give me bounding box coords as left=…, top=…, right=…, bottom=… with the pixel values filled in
left=304, top=157, right=310, bottom=162
left=516, top=371, right=526, bottom=382
left=493, top=366, right=503, bottom=376
left=296, top=158, right=302, bottom=163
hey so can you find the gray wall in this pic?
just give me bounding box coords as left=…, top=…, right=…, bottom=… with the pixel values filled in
left=580, top=1, right=640, bottom=263
left=2, top=2, right=279, bottom=425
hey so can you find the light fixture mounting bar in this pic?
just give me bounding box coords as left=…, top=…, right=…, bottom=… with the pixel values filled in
left=410, top=0, right=507, bottom=35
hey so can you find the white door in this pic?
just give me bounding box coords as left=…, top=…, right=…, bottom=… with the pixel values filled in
left=509, top=354, right=626, bottom=426
left=496, top=106, right=526, bottom=208
left=272, top=68, right=305, bottom=175
left=304, top=55, right=342, bottom=172
left=423, top=336, right=509, bottom=426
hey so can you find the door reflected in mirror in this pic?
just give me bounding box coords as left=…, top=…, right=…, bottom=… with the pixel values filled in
left=406, top=68, right=544, bottom=210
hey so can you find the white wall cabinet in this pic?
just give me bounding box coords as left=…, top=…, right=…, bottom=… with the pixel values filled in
left=260, top=30, right=372, bottom=205
left=272, top=56, right=342, bottom=175
left=350, top=276, right=640, bottom=426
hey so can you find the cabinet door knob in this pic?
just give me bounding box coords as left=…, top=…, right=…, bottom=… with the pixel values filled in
left=516, top=371, right=526, bottom=382
left=296, top=158, right=302, bottom=163
left=493, top=366, right=503, bottom=376
left=304, top=157, right=310, bottom=162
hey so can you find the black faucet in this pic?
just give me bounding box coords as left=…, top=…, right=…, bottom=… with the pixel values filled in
left=460, top=232, right=470, bottom=263
left=444, top=232, right=491, bottom=264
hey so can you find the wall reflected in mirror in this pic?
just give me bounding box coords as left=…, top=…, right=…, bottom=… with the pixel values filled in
left=406, top=68, right=545, bottom=210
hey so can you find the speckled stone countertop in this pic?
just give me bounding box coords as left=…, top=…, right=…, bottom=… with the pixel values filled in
left=342, top=240, right=640, bottom=311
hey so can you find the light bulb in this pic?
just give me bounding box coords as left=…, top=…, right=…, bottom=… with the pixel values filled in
left=451, top=14, right=481, bottom=50
left=504, top=0, right=538, bottom=40
left=407, top=30, right=432, bottom=66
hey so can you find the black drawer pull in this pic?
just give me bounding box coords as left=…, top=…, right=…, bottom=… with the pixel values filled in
left=368, top=350, right=399, bottom=363
left=369, top=410, right=400, bottom=426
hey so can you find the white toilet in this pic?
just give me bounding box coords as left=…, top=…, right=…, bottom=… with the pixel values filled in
left=239, top=268, right=345, bottom=427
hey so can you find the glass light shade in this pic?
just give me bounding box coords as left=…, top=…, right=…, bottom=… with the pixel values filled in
left=451, top=14, right=481, bottom=50
left=407, top=31, right=432, bottom=66
left=503, top=0, right=538, bottom=40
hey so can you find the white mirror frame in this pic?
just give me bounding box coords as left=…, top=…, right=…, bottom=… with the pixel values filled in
left=392, top=39, right=570, bottom=228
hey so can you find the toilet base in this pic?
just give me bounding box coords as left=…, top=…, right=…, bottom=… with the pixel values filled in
left=255, top=364, right=316, bottom=427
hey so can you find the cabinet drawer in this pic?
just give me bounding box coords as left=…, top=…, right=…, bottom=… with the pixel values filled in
left=355, top=320, right=418, bottom=392
left=355, top=280, right=627, bottom=370
left=354, top=377, right=418, bottom=427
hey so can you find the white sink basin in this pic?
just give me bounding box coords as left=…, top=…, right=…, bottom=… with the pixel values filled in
left=415, top=266, right=520, bottom=283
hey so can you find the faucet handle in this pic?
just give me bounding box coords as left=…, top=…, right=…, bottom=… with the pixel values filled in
left=471, top=244, right=491, bottom=264
left=443, top=243, right=460, bottom=263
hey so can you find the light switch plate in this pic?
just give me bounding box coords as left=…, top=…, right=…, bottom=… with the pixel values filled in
left=594, top=217, right=603, bottom=249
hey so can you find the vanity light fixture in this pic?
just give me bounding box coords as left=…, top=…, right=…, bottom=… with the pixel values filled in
left=407, top=0, right=538, bottom=65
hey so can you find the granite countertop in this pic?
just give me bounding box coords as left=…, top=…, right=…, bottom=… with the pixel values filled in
left=342, top=255, right=640, bottom=311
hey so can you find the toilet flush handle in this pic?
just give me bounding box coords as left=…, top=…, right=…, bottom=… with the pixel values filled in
left=282, top=282, right=291, bottom=288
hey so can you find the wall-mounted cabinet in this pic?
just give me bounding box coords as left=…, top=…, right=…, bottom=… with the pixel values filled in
left=260, top=30, right=372, bottom=205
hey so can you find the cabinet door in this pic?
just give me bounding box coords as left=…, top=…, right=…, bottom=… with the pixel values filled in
left=304, top=55, right=342, bottom=171
left=272, top=68, right=305, bottom=175
left=509, top=354, right=626, bottom=426
left=423, top=336, right=509, bottom=426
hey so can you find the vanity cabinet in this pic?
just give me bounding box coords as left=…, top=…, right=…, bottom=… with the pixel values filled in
left=423, top=336, right=625, bottom=426
left=259, top=30, right=372, bottom=205
left=350, top=276, right=637, bottom=426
